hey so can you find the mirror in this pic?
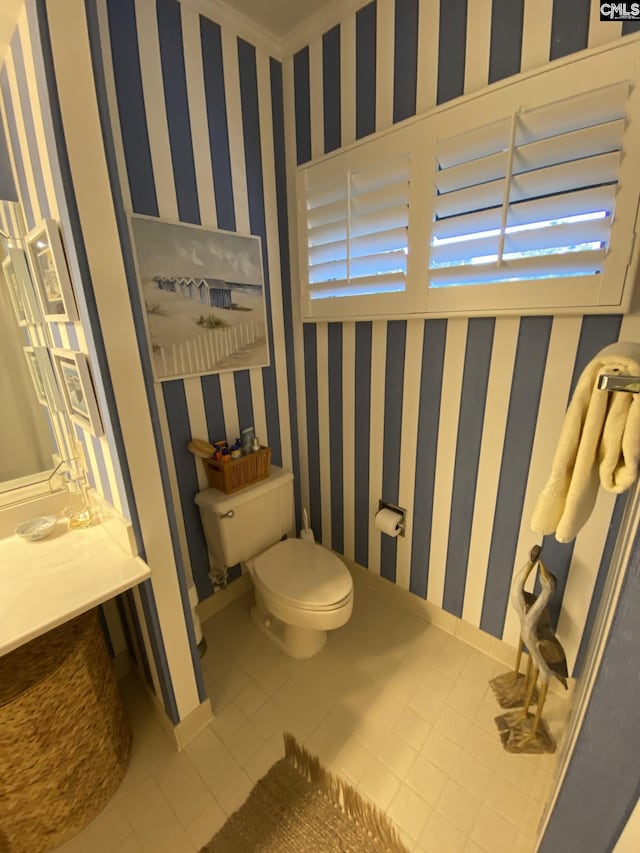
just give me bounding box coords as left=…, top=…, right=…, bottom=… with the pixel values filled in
left=0, top=200, right=68, bottom=501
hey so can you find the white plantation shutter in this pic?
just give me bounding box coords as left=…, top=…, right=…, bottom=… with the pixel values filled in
left=305, top=155, right=410, bottom=301
left=298, top=38, right=640, bottom=320
left=429, top=83, right=629, bottom=289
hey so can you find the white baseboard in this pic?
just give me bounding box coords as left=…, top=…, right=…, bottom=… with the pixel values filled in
left=197, top=573, right=253, bottom=623
left=345, top=559, right=573, bottom=697
left=122, top=655, right=214, bottom=749
left=345, top=559, right=518, bottom=663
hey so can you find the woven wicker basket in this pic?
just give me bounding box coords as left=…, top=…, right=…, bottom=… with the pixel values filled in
left=202, top=446, right=271, bottom=493
left=0, top=610, right=132, bottom=853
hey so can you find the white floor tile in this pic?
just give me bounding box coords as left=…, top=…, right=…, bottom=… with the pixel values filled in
left=225, top=719, right=265, bottom=766
left=471, top=803, right=520, bottom=853
left=436, top=778, right=482, bottom=835
left=52, top=579, right=569, bottom=853
left=433, top=705, right=473, bottom=747
left=388, top=783, right=432, bottom=841
left=394, top=706, right=432, bottom=751
left=234, top=681, right=268, bottom=717
left=244, top=733, right=284, bottom=782
left=377, top=729, right=419, bottom=777
left=121, top=777, right=167, bottom=828
left=215, top=768, right=254, bottom=816
left=185, top=800, right=227, bottom=849
left=359, top=758, right=402, bottom=810
left=332, top=738, right=375, bottom=784
left=406, top=755, right=449, bottom=807
left=112, top=835, right=144, bottom=853
left=419, top=809, right=467, bottom=853
left=421, top=729, right=461, bottom=775
left=450, top=750, right=493, bottom=802
left=250, top=697, right=285, bottom=739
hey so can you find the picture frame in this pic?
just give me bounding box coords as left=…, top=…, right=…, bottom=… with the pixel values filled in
left=22, top=347, right=47, bottom=405
left=129, top=215, right=270, bottom=382
left=4, top=247, right=44, bottom=325
left=51, top=348, right=103, bottom=436
left=3, top=252, right=27, bottom=326
left=25, top=219, right=78, bottom=322
left=35, top=347, right=63, bottom=411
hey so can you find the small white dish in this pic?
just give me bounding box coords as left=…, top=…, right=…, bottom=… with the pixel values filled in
left=15, top=515, right=58, bottom=541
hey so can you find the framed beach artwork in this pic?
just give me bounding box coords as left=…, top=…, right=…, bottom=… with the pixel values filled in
left=51, top=349, right=103, bottom=436
left=129, top=215, right=269, bottom=381
left=22, top=346, right=64, bottom=411
left=25, top=219, right=78, bottom=322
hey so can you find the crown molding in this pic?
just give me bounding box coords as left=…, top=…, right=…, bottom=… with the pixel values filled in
left=179, top=0, right=373, bottom=61
left=178, top=0, right=284, bottom=58
left=281, top=0, right=372, bottom=56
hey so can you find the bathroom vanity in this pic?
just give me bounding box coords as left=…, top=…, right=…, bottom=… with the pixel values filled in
left=0, top=508, right=150, bottom=853
left=0, top=510, right=150, bottom=656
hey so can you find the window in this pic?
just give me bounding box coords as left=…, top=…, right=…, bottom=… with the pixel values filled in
left=298, top=133, right=421, bottom=318
left=307, top=155, right=410, bottom=301
left=297, top=39, right=640, bottom=320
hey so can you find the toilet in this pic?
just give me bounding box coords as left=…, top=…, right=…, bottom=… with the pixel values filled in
left=195, top=466, right=353, bottom=659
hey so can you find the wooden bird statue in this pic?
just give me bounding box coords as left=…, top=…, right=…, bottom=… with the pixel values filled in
left=490, top=545, right=551, bottom=708
left=510, top=544, right=551, bottom=677
left=520, top=559, right=569, bottom=739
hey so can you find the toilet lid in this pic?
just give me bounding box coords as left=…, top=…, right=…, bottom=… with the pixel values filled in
left=253, top=539, right=353, bottom=609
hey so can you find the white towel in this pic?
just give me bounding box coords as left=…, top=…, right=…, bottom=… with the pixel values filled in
left=531, top=341, right=640, bottom=543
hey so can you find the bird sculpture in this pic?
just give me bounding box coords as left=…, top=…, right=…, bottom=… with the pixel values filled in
left=489, top=545, right=552, bottom=708
left=519, top=559, right=568, bottom=741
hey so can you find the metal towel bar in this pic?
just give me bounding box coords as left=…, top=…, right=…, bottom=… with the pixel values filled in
left=597, top=374, right=640, bottom=393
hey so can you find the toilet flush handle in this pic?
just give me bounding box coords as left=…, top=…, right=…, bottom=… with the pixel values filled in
left=219, top=510, right=235, bottom=519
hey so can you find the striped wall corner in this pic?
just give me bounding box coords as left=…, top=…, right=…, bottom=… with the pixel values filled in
left=101, top=0, right=300, bottom=601
left=0, top=4, right=129, bottom=517
left=1, top=0, right=199, bottom=725
left=287, top=0, right=640, bottom=677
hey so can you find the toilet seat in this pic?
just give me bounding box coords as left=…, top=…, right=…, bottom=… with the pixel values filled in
left=252, top=539, right=353, bottom=611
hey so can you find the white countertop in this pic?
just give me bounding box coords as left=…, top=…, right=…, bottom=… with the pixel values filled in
left=0, top=520, right=150, bottom=656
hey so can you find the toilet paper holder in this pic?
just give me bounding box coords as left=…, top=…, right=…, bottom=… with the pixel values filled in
left=378, top=500, right=406, bottom=537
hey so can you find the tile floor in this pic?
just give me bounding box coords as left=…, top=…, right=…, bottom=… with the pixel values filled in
left=56, top=571, right=570, bottom=853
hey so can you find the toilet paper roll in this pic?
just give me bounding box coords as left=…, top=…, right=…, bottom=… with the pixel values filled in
left=375, top=507, right=404, bottom=537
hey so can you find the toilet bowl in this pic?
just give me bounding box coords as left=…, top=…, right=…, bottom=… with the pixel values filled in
left=247, top=538, right=353, bottom=658
left=194, top=465, right=354, bottom=659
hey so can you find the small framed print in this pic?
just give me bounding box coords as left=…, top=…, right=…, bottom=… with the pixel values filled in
left=22, top=347, right=64, bottom=411
left=23, top=347, right=47, bottom=404
left=26, top=219, right=78, bottom=322
left=3, top=253, right=27, bottom=326
left=4, top=247, right=43, bottom=325
left=51, top=348, right=103, bottom=436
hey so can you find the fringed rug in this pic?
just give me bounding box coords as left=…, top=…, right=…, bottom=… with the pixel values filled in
left=200, top=734, right=409, bottom=853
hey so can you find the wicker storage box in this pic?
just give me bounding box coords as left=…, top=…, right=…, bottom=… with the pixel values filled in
left=203, top=446, right=271, bottom=493
left=0, top=610, right=131, bottom=853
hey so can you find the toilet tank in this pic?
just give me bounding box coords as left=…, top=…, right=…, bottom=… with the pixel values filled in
left=195, top=465, right=294, bottom=568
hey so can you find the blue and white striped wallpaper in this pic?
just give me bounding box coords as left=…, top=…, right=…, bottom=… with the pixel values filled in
left=0, top=2, right=187, bottom=722
left=101, top=0, right=300, bottom=601
left=0, top=9, right=128, bottom=516
left=289, top=0, right=640, bottom=676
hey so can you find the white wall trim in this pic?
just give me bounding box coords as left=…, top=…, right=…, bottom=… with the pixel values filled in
left=178, top=0, right=282, bottom=58
left=128, top=662, right=214, bottom=749
left=47, top=0, right=202, bottom=720
left=197, top=573, right=253, bottom=623
left=282, top=0, right=375, bottom=58
left=180, top=0, right=385, bottom=60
